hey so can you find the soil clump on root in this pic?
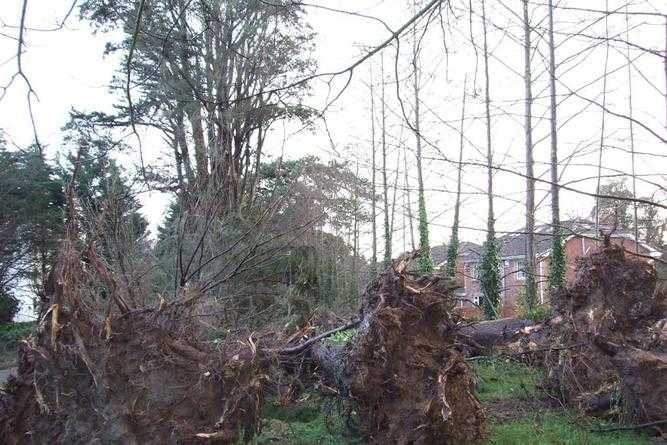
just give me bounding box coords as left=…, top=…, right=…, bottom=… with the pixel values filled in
left=312, top=257, right=485, bottom=444
left=545, top=245, right=667, bottom=434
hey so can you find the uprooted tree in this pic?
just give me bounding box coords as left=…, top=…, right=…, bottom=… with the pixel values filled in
left=545, top=244, right=667, bottom=429
left=0, top=180, right=485, bottom=445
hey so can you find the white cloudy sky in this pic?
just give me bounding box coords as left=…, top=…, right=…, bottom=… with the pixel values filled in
left=1, top=0, right=665, bottom=262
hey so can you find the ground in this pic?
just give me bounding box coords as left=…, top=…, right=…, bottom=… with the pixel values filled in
left=257, top=357, right=653, bottom=444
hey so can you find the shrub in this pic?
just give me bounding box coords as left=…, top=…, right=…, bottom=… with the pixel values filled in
left=515, top=287, right=553, bottom=321
left=0, top=291, right=19, bottom=323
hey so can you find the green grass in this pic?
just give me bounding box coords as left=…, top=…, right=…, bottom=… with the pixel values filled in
left=257, top=392, right=359, bottom=445
left=251, top=357, right=651, bottom=445
left=476, top=358, right=651, bottom=445
left=487, top=411, right=652, bottom=445
left=473, top=357, right=542, bottom=402
left=325, top=329, right=357, bottom=346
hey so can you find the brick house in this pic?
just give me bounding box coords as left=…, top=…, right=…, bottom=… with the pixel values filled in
left=432, top=219, right=662, bottom=316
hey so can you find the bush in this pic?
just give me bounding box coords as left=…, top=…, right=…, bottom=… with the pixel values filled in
left=0, top=321, right=34, bottom=368
left=0, top=291, right=20, bottom=323
left=515, top=287, right=553, bottom=321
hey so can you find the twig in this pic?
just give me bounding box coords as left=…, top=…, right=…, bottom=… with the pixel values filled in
left=592, top=419, right=667, bottom=433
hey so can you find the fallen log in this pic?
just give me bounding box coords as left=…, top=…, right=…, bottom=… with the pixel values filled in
left=459, top=317, right=534, bottom=354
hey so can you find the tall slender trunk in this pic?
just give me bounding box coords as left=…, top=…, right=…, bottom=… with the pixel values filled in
left=547, top=0, right=564, bottom=291
left=595, top=0, right=610, bottom=232
left=446, top=76, right=467, bottom=278
left=389, top=150, right=401, bottom=239
left=353, top=157, right=360, bottom=301
left=479, top=0, right=500, bottom=319
left=482, top=0, right=494, bottom=240
left=522, top=0, right=536, bottom=309
left=625, top=7, right=639, bottom=252
left=413, top=0, right=432, bottom=273
left=404, top=146, right=416, bottom=251
left=370, top=64, right=378, bottom=275
left=381, top=55, right=392, bottom=268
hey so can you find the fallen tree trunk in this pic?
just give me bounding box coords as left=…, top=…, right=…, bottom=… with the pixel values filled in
left=309, top=260, right=485, bottom=444
left=459, top=317, right=534, bottom=354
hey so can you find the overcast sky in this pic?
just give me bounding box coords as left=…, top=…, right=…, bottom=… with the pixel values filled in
left=1, top=0, right=665, bottom=263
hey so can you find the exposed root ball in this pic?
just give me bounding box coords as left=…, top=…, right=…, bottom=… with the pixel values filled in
left=321, top=264, right=484, bottom=444
left=0, top=239, right=266, bottom=445
left=0, top=309, right=265, bottom=445
left=545, top=245, right=666, bottom=428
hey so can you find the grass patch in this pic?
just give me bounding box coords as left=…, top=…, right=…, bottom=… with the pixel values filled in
left=487, top=411, right=652, bottom=445
left=252, top=357, right=650, bottom=444
left=473, top=357, right=541, bottom=402
left=257, top=392, right=359, bottom=445
left=0, top=321, right=34, bottom=369
left=325, top=329, right=357, bottom=346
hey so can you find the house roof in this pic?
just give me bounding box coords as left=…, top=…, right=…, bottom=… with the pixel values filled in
left=434, top=218, right=661, bottom=263
left=431, top=241, right=482, bottom=266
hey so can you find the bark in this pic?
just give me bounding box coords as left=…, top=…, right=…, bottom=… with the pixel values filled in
left=481, top=0, right=495, bottom=240
left=547, top=0, right=560, bottom=236
left=460, top=317, right=534, bottom=354
left=595, top=0, right=610, bottom=231
left=370, top=63, right=378, bottom=274
left=403, top=146, right=416, bottom=251
left=522, top=0, right=537, bottom=307
left=381, top=55, right=392, bottom=268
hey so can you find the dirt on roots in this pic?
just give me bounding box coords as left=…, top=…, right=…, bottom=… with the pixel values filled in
left=545, top=245, right=667, bottom=432
left=321, top=259, right=485, bottom=444
left=0, top=240, right=266, bottom=445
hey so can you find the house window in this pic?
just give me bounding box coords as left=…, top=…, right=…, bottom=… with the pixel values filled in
left=468, top=262, right=479, bottom=279
left=516, top=260, right=526, bottom=280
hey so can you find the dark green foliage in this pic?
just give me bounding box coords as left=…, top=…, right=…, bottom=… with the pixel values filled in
left=153, top=157, right=369, bottom=331
left=0, top=321, right=35, bottom=367
left=515, top=288, right=554, bottom=321
left=548, top=229, right=565, bottom=292
left=0, top=142, right=65, bottom=318
left=478, top=236, right=501, bottom=319
left=593, top=180, right=634, bottom=229
left=416, top=193, right=433, bottom=273
left=0, top=292, right=19, bottom=324
left=445, top=227, right=459, bottom=277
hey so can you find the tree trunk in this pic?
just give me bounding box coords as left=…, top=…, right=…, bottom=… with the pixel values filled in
left=381, top=55, right=392, bottom=268
left=522, top=0, right=536, bottom=308
left=370, top=63, right=378, bottom=275
left=547, top=0, right=560, bottom=248
left=413, top=0, right=432, bottom=273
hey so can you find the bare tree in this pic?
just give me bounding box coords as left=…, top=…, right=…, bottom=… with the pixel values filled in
left=547, top=0, right=565, bottom=290
left=370, top=63, right=378, bottom=275
left=522, top=0, right=537, bottom=309
left=412, top=0, right=433, bottom=273
left=445, top=76, right=467, bottom=278
left=381, top=55, right=392, bottom=268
